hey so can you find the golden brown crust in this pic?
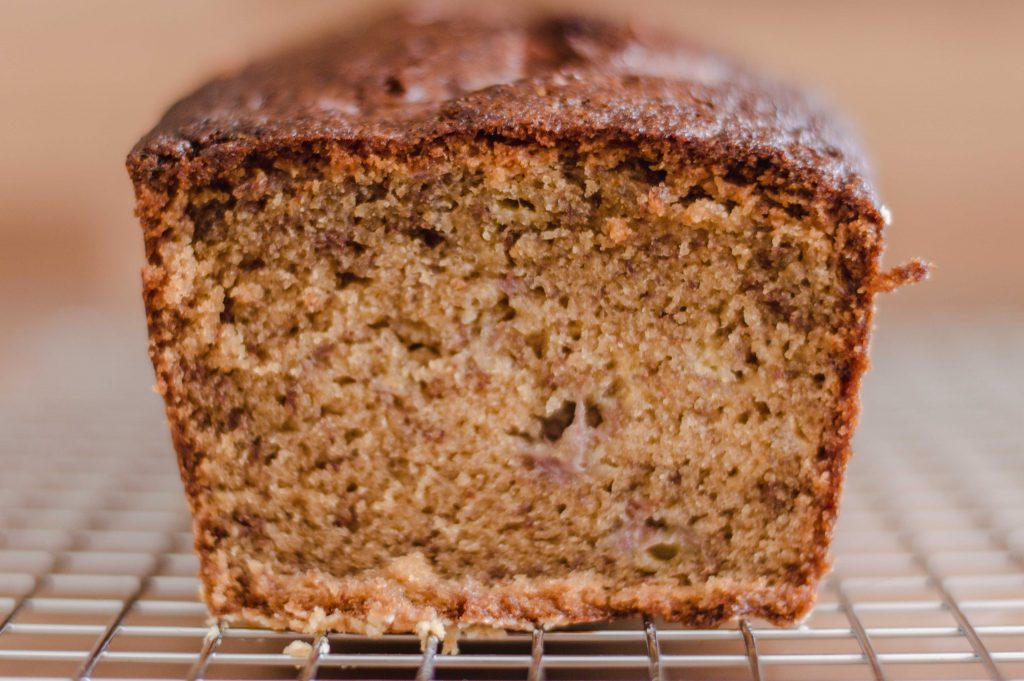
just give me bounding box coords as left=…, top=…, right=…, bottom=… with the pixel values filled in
left=127, top=11, right=897, bottom=633
left=127, top=13, right=883, bottom=226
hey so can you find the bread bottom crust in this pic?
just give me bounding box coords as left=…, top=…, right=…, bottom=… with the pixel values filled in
left=201, top=552, right=817, bottom=635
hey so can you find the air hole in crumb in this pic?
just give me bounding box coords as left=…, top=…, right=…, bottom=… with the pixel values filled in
left=540, top=401, right=577, bottom=441
left=344, top=429, right=363, bottom=444
left=369, top=319, right=389, bottom=330
left=585, top=402, right=603, bottom=428
left=525, top=331, right=547, bottom=359
left=738, top=411, right=751, bottom=425
left=406, top=342, right=440, bottom=363
left=567, top=319, right=583, bottom=341
left=239, top=257, right=265, bottom=271
left=647, top=542, right=680, bottom=561
left=618, top=158, right=668, bottom=187
left=723, top=167, right=753, bottom=185
left=506, top=428, right=535, bottom=443
left=745, top=351, right=760, bottom=367
left=727, top=466, right=739, bottom=478
left=410, top=227, right=446, bottom=248
left=643, top=517, right=666, bottom=531
left=685, top=185, right=711, bottom=202
left=498, top=197, right=536, bottom=211
left=384, top=75, right=405, bottom=95
left=785, top=203, right=808, bottom=219
left=644, top=166, right=669, bottom=186
left=336, top=271, right=370, bottom=289
left=558, top=294, right=570, bottom=308
left=334, top=376, right=355, bottom=387
left=556, top=503, right=567, bottom=514
left=346, top=482, right=358, bottom=493
left=226, top=408, right=244, bottom=430
left=219, top=296, right=235, bottom=324
left=496, top=294, right=516, bottom=322
left=755, top=401, right=771, bottom=417
left=813, top=372, right=826, bottom=385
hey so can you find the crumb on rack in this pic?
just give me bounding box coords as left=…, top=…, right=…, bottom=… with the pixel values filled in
left=283, top=639, right=313, bottom=658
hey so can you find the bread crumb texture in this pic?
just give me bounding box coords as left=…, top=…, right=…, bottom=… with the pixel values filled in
left=141, top=140, right=881, bottom=634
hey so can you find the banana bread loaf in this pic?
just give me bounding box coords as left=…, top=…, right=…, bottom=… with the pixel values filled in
left=127, top=12, right=925, bottom=636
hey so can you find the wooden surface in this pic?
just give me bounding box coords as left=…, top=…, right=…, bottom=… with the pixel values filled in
left=1, top=0, right=1021, bottom=320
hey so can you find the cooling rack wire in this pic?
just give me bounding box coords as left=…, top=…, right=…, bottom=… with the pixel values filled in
left=0, top=312, right=1021, bottom=680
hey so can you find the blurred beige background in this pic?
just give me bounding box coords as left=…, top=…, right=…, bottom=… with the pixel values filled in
left=1, top=0, right=1022, bottom=326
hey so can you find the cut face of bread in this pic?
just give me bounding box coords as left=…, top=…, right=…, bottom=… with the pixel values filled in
left=141, top=139, right=880, bottom=633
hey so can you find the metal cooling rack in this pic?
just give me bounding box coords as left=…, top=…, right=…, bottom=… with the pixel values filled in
left=0, top=311, right=1022, bottom=680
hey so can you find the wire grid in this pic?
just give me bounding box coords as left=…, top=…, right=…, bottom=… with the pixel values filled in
left=0, top=312, right=1022, bottom=680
